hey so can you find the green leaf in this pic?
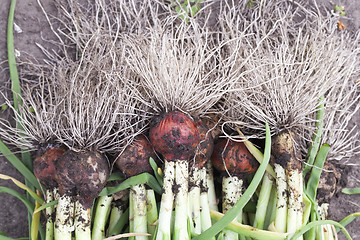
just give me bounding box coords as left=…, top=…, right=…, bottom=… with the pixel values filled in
left=99, top=173, right=162, bottom=196
left=8, top=0, right=22, bottom=111
left=303, top=96, right=325, bottom=176
left=1, top=104, right=8, bottom=111
left=33, top=200, right=58, bottom=214
left=149, top=157, right=163, bottom=187
left=209, top=210, right=287, bottom=240
left=31, top=196, right=41, bottom=240
left=0, top=174, right=44, bottom=204
left=194, top=122, right=271, bottom=240
left=305, top=143, right=330, bottom=201
left=0, top=186, right=34, bottom=215
left=342, top=188, right=360, bottom=195
left=107, top=172, right=124, bottom=182
left=336, top=212, right=360, bottom=232
left=0, top=140, right=40, bottom=190
left=290, top=220, right=352, bottom=240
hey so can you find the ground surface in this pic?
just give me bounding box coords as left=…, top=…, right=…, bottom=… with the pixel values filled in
left=0, top=0, right=359, bottom=239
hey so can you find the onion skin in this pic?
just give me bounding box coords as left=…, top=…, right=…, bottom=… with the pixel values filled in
left=317, top=162, right=341, bottom=204
left=149, top=111, right=199, bottom=161
left=55, top=150, right=110, bottom=209
left=193, top=119, right=214, bottom=169
left=271, top=132, right=302, bottom=171
left=116, top=135, right=156, bottom=178
left=33, top=144, right=66, bottom=189
left=212, top=139, right=259, bottom=176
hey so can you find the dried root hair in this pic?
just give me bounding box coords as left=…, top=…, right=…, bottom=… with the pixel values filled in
left=0, top=62, right=66, bottom=151
left=218, top=0, right=360, bottom=154
left=124, top=15, right=229, bottom=118
left=321, top=78, right=360, bottom=163
left=51, top=31, right=148, bottom=154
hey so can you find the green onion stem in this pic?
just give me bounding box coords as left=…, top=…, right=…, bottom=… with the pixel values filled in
left=146, top=189, right=158, bottom=237
left=222, top=176, right=243, bottom=240
left=199, top=166, right=213, bottom=236
left=132, top=184, right=148, bottom=240
left=253, top=172, right=273, bottom=230
left=206, top=161, right=218, bottom=211
left=45, top=189, right=54, bottom=240
left=274, top=164, right=287, bottom=233
left=286, top=169, right=303, bottom=240
left=264, top=185, right=276, bottom=230
left=129, top=189, right=134, bottom=240
left=188, top=166, right=202, bottom=236
left=156, top=161, right=175, bottom=240
left=92, top=195, right=113, bottom=240
left=107, top=206, right=129, bottom=237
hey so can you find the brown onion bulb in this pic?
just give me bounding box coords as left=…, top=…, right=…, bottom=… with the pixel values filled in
left=55, top=150, right=109, bottom=209
left=33, top=144, right=67, bottom=189
left=116, top=135, right=157, bottom=178
left=149, top=111, right=199, bottom=161
left=193, top=119, right=214, bottom=168
left=212, top=139, right=259, bottom=176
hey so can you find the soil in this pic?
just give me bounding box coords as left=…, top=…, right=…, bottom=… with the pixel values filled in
left=0, top=0, right=359, bottom=239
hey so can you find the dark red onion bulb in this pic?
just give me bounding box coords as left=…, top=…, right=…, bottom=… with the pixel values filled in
left=193, top=119, right=214, bottom=168
left=149, top=111, right=199, bottom=161
left=55, top=150, right=110, bottom=209
left=212, top=139, right=259, bottom=176
left=33, top=144, right=66, bottom=189
left=116, top=135, right=157, bottom=178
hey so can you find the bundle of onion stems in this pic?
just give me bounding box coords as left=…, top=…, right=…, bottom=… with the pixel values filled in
left=122, top=9, right=240, bottom=238
left=1, top=0, right=360, bottom=239
left=214, top=0, right=360, bottom=239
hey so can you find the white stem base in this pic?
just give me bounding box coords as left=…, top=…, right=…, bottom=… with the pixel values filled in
left=156, top=161, right=175, bottom=240
left=206, top=161, right=218, bottom=211
left=188, top=166, right=201, bottom=236
left=74, top=200, right=91, bottom=240
left=54, top=195, right=74, bottom=240
left=274, top=164, right=287, bottom=233
left=132, top=184, right=148, bottom=240
left=174, top=160, right=189, bottom=240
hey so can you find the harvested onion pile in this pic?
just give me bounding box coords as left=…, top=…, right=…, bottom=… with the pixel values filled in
left=0, top=0, right=360, bottom=240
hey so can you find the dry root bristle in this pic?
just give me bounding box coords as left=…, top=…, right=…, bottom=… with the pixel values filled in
left=1, top=0, right=161, bottom=153
left=0, top=63, right=65, bottom=150
left=217, top=0, right=360, bottom=155
left=124, top=15, right=229, bottom=117
left=321, top=79, right=360, bottom=163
